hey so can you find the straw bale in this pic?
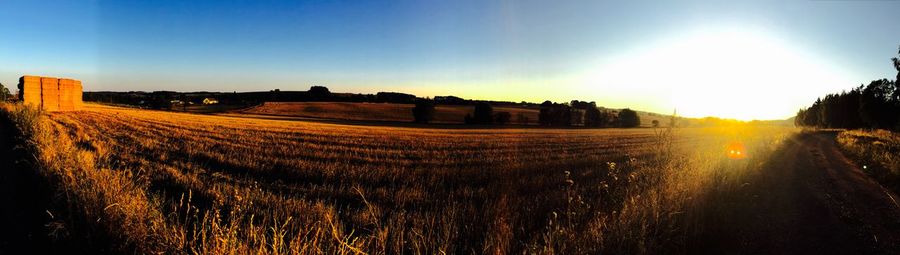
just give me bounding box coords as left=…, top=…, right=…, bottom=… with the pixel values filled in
left=58, top=79, right=75, bottom=111
left=73, top=80, right=83, bottom=109
left=41, top=77, right=59, bottom=111
left=18, top=76, right=42, bottom=107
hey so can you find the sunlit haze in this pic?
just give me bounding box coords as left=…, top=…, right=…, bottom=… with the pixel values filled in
left=581, top=27, right=859, bottom=120
left=2, top=1, right=899, bottom=120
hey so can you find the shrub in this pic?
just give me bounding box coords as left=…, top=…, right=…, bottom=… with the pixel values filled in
left=469, top=102, right=493, bottom=124
left=412, top=99, right=436, bottom=123
left=618, top=108, right=640, bottom=128
left=493, top=112, right=511, bottom=125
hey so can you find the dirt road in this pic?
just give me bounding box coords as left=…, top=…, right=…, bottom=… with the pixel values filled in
left=701, top=131, right=900, bottom=254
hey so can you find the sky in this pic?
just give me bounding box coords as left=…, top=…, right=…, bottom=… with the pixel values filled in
left=1, top=0, right=899, bottom=120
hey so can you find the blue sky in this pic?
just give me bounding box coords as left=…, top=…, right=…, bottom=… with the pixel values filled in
left=1, top=0, right=898, bottom=119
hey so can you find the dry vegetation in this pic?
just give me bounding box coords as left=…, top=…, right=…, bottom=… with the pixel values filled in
left=1, top=103, right=795, bottom=254
left=837, top=129, right=900, bottom=191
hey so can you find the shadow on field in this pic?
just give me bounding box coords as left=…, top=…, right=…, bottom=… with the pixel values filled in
left=0, top=116, right=53, bottom=253
left=689, top=131, right=900, bottom=254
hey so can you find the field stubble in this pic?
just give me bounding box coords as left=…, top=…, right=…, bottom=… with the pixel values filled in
left=2, top=103, right=795, bottom=254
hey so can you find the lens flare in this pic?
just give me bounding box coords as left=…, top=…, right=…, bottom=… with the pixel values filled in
left=727, top=141, right=747, bottom=159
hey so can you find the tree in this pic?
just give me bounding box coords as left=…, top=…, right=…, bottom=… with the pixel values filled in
left=0, top=82, right=9, bottom=101
left=583, top=106, right=604, bottom=127
left=805, top=98, right=823, bottom=127
left=570, top=109, right=584, bottom=126
left=412, top=99, right=435, bottom=123
left=309, top=86, right=332, bottom=101
left=893, top=45, right=900, bottom=130
left=539, top=101, right=554, bottom=126
left=893, top=45, right=900, bottom=86
left=471, top=102, right=493, bottom=124
left=538, top=101, right=573, bottom=126
left=796, top=45, right=900, bottom=130
left=516, top=112, right=530, bottom=125
left=618, top=108, right=640, bottom=128
left=651, top=120, right=660, bottom=128
left=494, top=112, right=511, bottom=125
left=859, top=79, right=898, bottom=129
left=309, top=86, right=331, bottom=95
left=795, top=108, right=807, bottom=127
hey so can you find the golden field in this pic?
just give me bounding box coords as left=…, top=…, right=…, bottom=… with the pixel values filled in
left=837, top=129, right=900, bottom=191
left=239, top=102, right=542, bottom=124
left=1, top=103, right=796, bottom=254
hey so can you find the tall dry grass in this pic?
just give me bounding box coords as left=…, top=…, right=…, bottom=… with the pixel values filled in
left=837, top=129, right=900, bottom=191
left=1, top=103, right=174, bottom=253
left=2, top=103, right=796, bottom=254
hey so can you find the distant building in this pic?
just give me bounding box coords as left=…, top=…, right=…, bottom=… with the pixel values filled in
left=203, top=98, right=219, bottom=105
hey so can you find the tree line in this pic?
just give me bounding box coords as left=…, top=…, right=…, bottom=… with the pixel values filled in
left=0, top=82, right=11, bottom=102
left=414, top=99, right=641, bottom=128
left=795, top=46, right=900, bottom=131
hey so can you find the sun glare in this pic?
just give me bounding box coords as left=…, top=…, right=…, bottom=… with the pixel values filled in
left=582, top=28, right=856, bottom=120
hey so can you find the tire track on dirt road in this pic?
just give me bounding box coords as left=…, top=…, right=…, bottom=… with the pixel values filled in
left=708, top=131, right=900, bottom=254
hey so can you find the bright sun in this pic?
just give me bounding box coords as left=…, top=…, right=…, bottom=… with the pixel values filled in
left=581, top=27, right=856, bottom=120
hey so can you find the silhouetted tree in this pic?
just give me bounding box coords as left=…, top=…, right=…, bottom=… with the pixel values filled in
left=471, top=102, right=493, bottom=124
left=808, top=98, right=823, bottom=127
left=618, top=108, right=640, bottom=128
left=539, top=101, right=573, bottom=126
left=583, top=107, right=604, bottom=127
left=309, top=86, right=331, bottom=100
left=569, top=100, right=595, bottom=109
left=797, top=45, right=900, bottom=130
left=570, top=109, right=584, bottom=126
left=893, top=45, right=900, bottom=85
left=149, top=91, right=177, bottom=110
left=539, top=101, right=554, bottom=126
left=494, top=112, right=511, bottom=125
left=893, top=45, right=900, bottom=130
left=569, top=100, right=595, bottom=126
left=795, top=108, right=807, bottom=127
left=816, top=87, right=864, bottom=129
left=0, top=82, right=9, bottom=101
left=516, top=112, right=530, bottom=125
left=412, top=99, right=435, bottom=123
left=859, top=79, right=899, bottom=129
left=309, top=86, right=330, bottom=94
left=376, top=92, right=417, bottom=104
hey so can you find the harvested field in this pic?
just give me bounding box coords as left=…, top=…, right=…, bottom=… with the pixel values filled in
left=4, top=103, right=795, bottom=254
left=239, top=102, right=542, bottom=124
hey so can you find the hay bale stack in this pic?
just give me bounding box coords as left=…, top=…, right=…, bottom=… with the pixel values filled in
left=58, top=79, right=76, bottom=111
left=73, top=80, right=83, bottom=109
left=18, top=76, right=42, bottom=107
left=17, top=75, right=84, bottom=111
left=40, top=77, right=59, bottom=111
